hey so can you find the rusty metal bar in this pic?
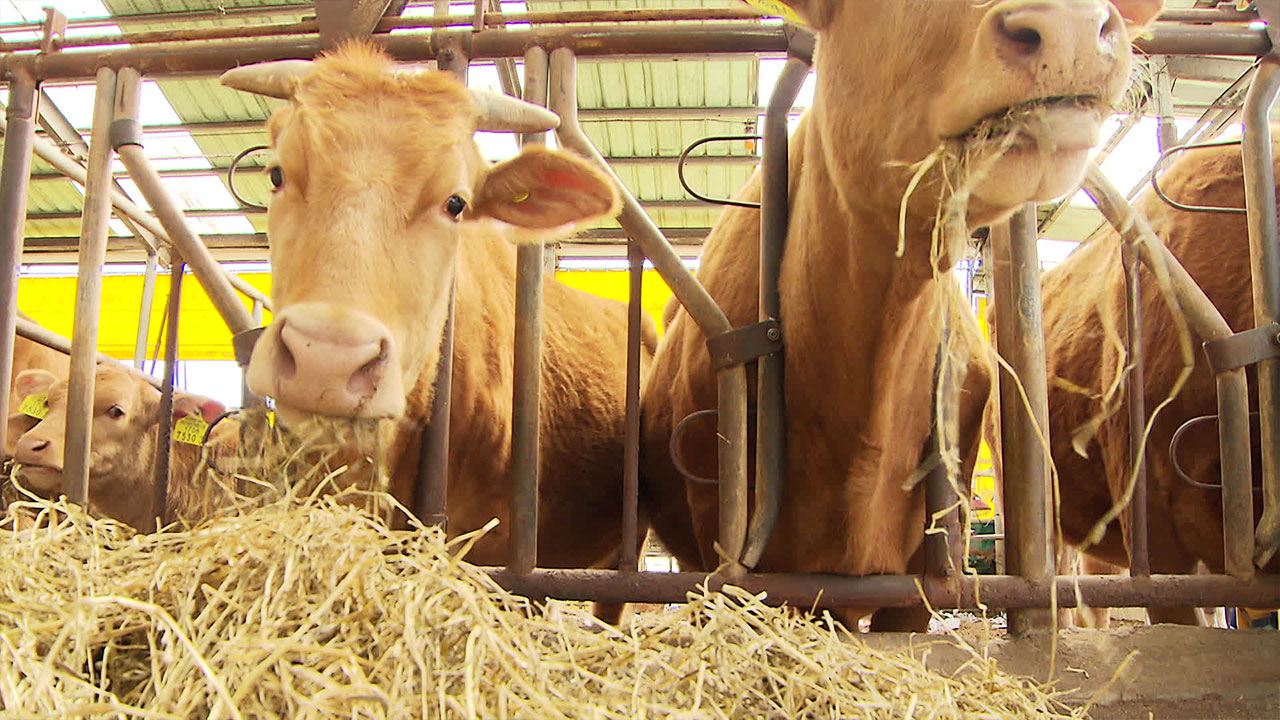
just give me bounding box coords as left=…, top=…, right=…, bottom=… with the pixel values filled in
left=153, top=258, right=184, bottom=530
left=620, top=241, right=644, bottom=573
left=1122, top=244, right=1151, bottom=577
left=549, top=47, right=750, bottom=576
left=414, top=22, right=467, bottom=531
left=991, top=204, right=1054, bottom=635
left=62, top=67, right=118, bottom=506
left=508, top=46, right=548, bottom=574
left=743, top=53, right=808, bottom=569
left=132, top=250, right=159, bottom=371
left=1241, top=54, right=1280, bottom=569
left=0, top=69, right=38, bottom=458
left=485, top=569, right=1280, bottom=610
left=924, top=328, right=966, bottom=599
left=1083, top=163, right=1256, bottom=581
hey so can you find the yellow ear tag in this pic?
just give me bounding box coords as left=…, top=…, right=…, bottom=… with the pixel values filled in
left=267, top=411, right=276, bottom=428
left=19, top=393, right=48, bottom=420
left=743, top=0, right=806, bottom=25
left=173, top=416, right=208, bottom=445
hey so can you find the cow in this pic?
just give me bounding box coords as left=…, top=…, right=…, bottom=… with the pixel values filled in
left=1015, top=141, right=1280, bottom=625
left=9, top=364, right=233, bottom=532
left=218, top=43, right=654, bottom=584
left=4, top=312, right=71, bottom=458
left=638, top=0, right=1165, bottom=632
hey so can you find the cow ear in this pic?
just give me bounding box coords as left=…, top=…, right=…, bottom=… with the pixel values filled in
left=172, top=393, right=228, bottom=425
left=470, top=147, right=620, bottom=238
left=742, top=0, right=836, bottom=29
left=1112, top=0, right=1164, bottom=36
left=14, top=369, right=58, bottom=401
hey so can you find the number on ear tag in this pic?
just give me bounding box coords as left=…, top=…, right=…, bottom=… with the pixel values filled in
left=173, top=416, right=208, bottom=445
left=743, top=0, right=806, bottom=25
left=19, top=393, right=48, bottom=420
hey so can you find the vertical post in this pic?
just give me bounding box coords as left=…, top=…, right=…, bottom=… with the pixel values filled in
left=509, top=46, right=548, bottom=573
left=620, top=241, right=644, bottom=572
left=63, top=67, right=118, bottom=505
left=1241, top=55, right=1280, bottom=570
left=153, top=258, right=184, bottom=529
left=0, top=69, right=38, bottom=450
left=1123, top=244, right=1151, bottom=577
left=242, top=299, right=264, bottom=408
left=133, top=249, right=159, bottom=370
left=1152, top=56, right=1179, bottom=163
left=924, top=323, right=965, bottom=589
left=992, top=204, right=1053, bottom=634
left=415, top=20, right=468, bottom=530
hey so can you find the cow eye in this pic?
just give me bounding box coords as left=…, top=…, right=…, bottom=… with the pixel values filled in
left=107, top=405, right=125, bottom=419
left=445, top=195, right=467, bottom=219
left=268, top=166, right=284, bottom=190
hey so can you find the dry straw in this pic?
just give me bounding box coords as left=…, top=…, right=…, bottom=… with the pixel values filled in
left=0, top=482, right=1085, bottom=719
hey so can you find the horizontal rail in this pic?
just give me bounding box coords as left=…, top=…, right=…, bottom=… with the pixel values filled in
left=15, top=314, right=161, bottom=389
left=485, top=569, right=1280, bottom=610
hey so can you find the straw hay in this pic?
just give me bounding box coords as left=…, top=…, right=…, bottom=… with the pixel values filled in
left=0, top=478, right=1088, bottom=719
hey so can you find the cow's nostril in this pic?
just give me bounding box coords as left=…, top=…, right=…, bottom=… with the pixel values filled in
left=349, top=339, right=389, bottom=398
left=998, top=18, right=1042, bottom=56
left=31, top=439, right=48, bottom=453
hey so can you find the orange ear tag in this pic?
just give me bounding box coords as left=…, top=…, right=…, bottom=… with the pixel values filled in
left=19, top=393, right=48, bottom=420
left=173, top=416, right=208, bottom=445
left=742, top=0, right=806, bottom=25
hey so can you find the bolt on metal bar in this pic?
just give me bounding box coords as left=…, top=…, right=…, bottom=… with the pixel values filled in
left=1241, top=55, right=1280, bottom=569
left=508, top=45, right=549, bottom=574
left=1082, top=162, right=1256, bottom=581
left=153, top=257, right=184, bottom=530
left=133, top=250, right=159, bottom=371
left=621, top=240, right=645, bottom=572
left=549, top=47, right=750, bottom=576
left=0, top=69, right=38, bottom=455
left=743, top=54, right=808, bottom=569
left=991, top=204, right=1054, bottom=635
left=62, top=67, right=118, bottom=506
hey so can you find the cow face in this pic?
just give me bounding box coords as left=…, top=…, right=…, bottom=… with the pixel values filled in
left=225, top=44, right=617, bottom=423
left=779, top=0, right=1162, bottom=228
left=10, top=365, right=224, bottom=499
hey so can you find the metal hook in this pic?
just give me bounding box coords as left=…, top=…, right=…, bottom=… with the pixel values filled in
left=669, top=408, right=720, bottom=485
left=1169, top=411, right=1264, bottom=493
left=678, top=135, right=763, bottom=209
left=1150, top=138, right=1247, bottom=214
left=228, top=144, right=270, bottom=211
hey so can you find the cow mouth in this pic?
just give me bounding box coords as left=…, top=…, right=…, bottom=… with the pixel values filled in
left=13, top=464, right=63, bottom=492
left=952, top=95, right=1106, bottom=151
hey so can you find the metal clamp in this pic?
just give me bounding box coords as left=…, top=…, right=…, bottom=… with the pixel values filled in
left=109, top=118, right=143, bottom=151
left=233, top=326, right=267, bottom=368
left=1203, top=322, right=1280, bottom=374
left=706, top=319, right=783, bottom=370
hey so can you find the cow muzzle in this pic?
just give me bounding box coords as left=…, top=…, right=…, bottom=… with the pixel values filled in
left=14, top=434, right=63, bottom=492
left=246, top=304, right=405, bottom=419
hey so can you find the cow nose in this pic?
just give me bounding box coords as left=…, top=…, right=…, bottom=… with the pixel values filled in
left=989, top=2, right=1123, bottom=71
left=15, top=435, right=51, bottom=464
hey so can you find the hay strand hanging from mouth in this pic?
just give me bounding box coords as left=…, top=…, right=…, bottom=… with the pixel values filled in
left=0, top=488, right=1085, bottom=719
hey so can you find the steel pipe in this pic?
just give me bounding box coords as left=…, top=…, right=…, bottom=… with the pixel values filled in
left=743, top=54, right=808, bottom=569
left=133, top=251, right=159, bottom=370
left=621, top=241, right=644, bottom=572
left=550, top=48, right=750, bottom=575
left=1122, top=244, right=1151, bottom=577
left=991, top=204, right=1054, bottom=635
left=1083, top=163, right=1256, bottom=580
left=63, top=67, right=118, bottom=506
left=1241, top=55, right=1280, bottom=569
left=508, top=46, right=548, bottom=574
left=0, top=70, right=38, bottom=457
left=153, top=258, right=184, bottom=530
left=924, top=327, right=966, bottom=598
left=13, top=315, right=160, bottom=389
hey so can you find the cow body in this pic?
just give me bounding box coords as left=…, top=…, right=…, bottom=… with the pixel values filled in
left=1036, top=143, right=1280, bottom=618
left=224, top=45, right=649, bottom=571
left=10, top=364, right=229, bottom=531
left=639, top=0, right=1162, bottom=629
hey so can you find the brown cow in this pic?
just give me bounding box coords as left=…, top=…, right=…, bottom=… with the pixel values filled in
left=639, top=0, right=1164, bottom=631
left=219, top=44, right=653, bottom=576
left=10, top=364, right=232, bottom=531
left=1024, top=142, right=1280, bottom=625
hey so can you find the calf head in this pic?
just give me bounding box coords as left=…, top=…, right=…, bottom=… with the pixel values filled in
left=221, top=43, right=619, bottom=423
left=10, top=365, right=224, bottom=521
left=777, top=0, right=1162, bottom=263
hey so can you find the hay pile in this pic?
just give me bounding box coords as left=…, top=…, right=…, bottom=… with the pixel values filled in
left=1, top=490, right=1084, bottom=719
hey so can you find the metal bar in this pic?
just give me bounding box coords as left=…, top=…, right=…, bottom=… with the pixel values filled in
left=484, top=569, right=1280, bottom=610
left=132, top=250, right=159, bottom=370
left=743, top=55, right=807, bottom=569
left=549, top=47, right=749, bottom=577
left=153, top=258, right=183, bottom=530
left=0, top=69, right=38, bottom=456
left=13, top=315, right=160, bottom=389
left=924, top=331, right=965, bottom=598
left=415, top=20, right=467, bottom=531
left=243, top=300, right=264, bottom=408
left=63, top=67, right=118, bottom=506
left=1123, top=244, right=1151, bottom=577
left=991, top=204, right=1053, bottom=635
left=1082, top=163, right=1256, bottom=580
left=113, top=67, right=255, bottom=337
left=508, top=46, right=548, bottom=574
left=621, top=241, right=644, bottom=572
left=1242, top=55, right=1280, bottom=570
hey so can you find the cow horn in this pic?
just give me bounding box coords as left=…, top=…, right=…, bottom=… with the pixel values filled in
left=471, top=89, right=561, bottom=133
left=220, top=60, right=314, bottom=99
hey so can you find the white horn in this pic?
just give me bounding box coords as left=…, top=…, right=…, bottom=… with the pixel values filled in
left=470, top=89, right=561, bottom=133
left=220, top=60, right=314, bottom=99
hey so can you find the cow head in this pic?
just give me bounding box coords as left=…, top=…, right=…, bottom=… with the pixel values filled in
left=221, top=43, right=618, bottom=423
left=774, top=0, right=1162, bottom=253
left=10, top=365, right=225, bottom=516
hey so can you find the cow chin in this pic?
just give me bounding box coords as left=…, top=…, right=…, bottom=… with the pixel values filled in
left=970, top=144, right=1092, bottom=213
left=15, top=465, right=62, bottom=494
